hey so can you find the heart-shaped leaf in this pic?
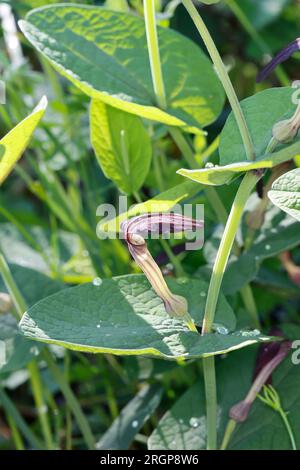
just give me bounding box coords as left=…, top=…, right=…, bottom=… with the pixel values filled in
left=177, top=140, right=300, bottom=186
left=268, top=168, right=300, bottom=222
left=19, top=275, right=273, bottom=360
left=0, top=96, right=47, bottom=185
left=19, top=5, right=224, bottom=130
left=90, top=100, right=152, bottom=194
left=220, top=87, right=299, bottom=165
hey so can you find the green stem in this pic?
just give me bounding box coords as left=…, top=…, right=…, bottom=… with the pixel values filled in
left=0, top=253, right=95, bottom=450
left=220, top=418, right=236, bottom=450
left=6, top=412, right=25, bottom=450
left=279, top=409, right=297, bottom=451
left=0, top=386, right=42, bottom=449
left=240, top=284, right=260, bottom=329
left=202, top=171, right=259, bottom=334
left=182, top=0, right=255, bottom=162
left=143, top=0, right=167, bottom=109
left=201, top=171, right=260, bottom=450
left=42, top=350, right=95, bottom=450
left=160, top=238, right=185, bottom=278
left=27, top=361, right=54, bottom=450
left=202, top=356, right=217, bottom=450
left=0, top=252, right=54, bottom=449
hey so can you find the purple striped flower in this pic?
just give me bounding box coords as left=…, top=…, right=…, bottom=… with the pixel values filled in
left=229, top=341, right=291, bottom=423
left=121, top=213, right=203, bottom=331
left=257, top=38, right=300, bottom=82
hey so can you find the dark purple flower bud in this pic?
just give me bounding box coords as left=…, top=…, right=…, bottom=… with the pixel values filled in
left=257, top=38, right=300, bottom=82
left=121, top=213, right=202, bottom=331
left=229, top=341, right=291, bottom=423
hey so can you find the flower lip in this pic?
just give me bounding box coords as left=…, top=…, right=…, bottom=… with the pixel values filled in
left=257, top=38, right=300, bottom=82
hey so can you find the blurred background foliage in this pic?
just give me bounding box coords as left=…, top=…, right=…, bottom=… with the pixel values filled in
left=0, top=0, right=299, bottom=450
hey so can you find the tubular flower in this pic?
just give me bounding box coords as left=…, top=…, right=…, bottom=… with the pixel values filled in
left=229, top=341, right=291, bottom=423
left=257, top=38, right=300, bottom=82
left=121, top=213, right=203, bottom=331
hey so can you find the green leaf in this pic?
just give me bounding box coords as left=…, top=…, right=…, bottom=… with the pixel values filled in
left=220, top=87, right=299, bottom=166
left=239, top=0, right=291, bottom=31
left=268, top=168, right=300, bottom=222
left=19, top=275, right=274, bottom=360
left=229, top=344, right=300, bottom=449
left=248, top=211, right=300, bottom=260
left=97, top=180, right=200, bottom=235
left=97, top=384, right=162, bottom=450
left=222, top=254, right=259, bottom=295
left=0, top=264, right=64, bottom=308
left=177, top=140, right=300, bottom=186
left=148, top=348, right=257, bottom=449
left=19, top=5, right=224, bottom=130
left=90, top=100, right=152, bottom=194
left=0, top=265, right=64, bottom=377
left=0, top=314, right=42, bottom=376
left=0, top=223, right=82, bottom=274
left=0, top=96, right=47, bottom=185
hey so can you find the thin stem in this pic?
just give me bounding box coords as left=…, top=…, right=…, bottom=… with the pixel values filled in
left=202, top=171, right=259, bottom=333
left=42, top=350, right=95, bottom=450
left=239, top=284, right=260, bottom=329
left=220, top=418, right=236, bottom=450
left=182, top=0, right=255, bottom=161
left=6, top=412, right=25, bottom=450
left=203, top=356, right=217, bottom=450
left=279, top=409, right=297, bottom=451
left=0, top=253, right=54, bottom=449
left=0, top=253, right=95, bottom=450
left=143, top=0, right=167, bottom=109
left=160, top=238, right=185, bottom=278
left=0, top=386, right=42, bottom=449
left=27, top=362, right=54, bottom=450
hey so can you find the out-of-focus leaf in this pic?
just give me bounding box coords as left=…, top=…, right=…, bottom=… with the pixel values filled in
left=97, top=384, right=163, bottom=450
left=90, top=100, right=152, bottom=195
left=239, top=0, right=291, bottom=31
left=0, top=96, right=47, bottom=185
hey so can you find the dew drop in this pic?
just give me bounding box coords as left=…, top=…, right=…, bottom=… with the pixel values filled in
left=189, top=417, right=200, bottom=428
left=205, top=162, right=214, bottom=169
left=131, top=420, right=139, bottom=428
left=30, top=346, right=39, bottom=356
left=265, top=244, right=271, bottom=251
left=200, top=291, right=206, bottom=297
left=93, top=277, right=102, bottom=286
left=96, top=324, right=101, bottom=328
left=216, top=326, right=229, bottom=335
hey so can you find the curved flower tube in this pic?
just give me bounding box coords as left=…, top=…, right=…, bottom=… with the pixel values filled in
left=121, top=213, right=203, bottom=332
left=257, top=38, right=300, bottom=82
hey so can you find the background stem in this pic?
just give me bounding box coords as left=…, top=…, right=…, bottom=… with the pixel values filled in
left=143, top=0, right=167, bottom=109
left=182, top=0, right=255, bottom=161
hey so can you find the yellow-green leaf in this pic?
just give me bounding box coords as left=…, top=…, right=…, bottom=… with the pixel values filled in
left=0, top=96, right=47, bottom=185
